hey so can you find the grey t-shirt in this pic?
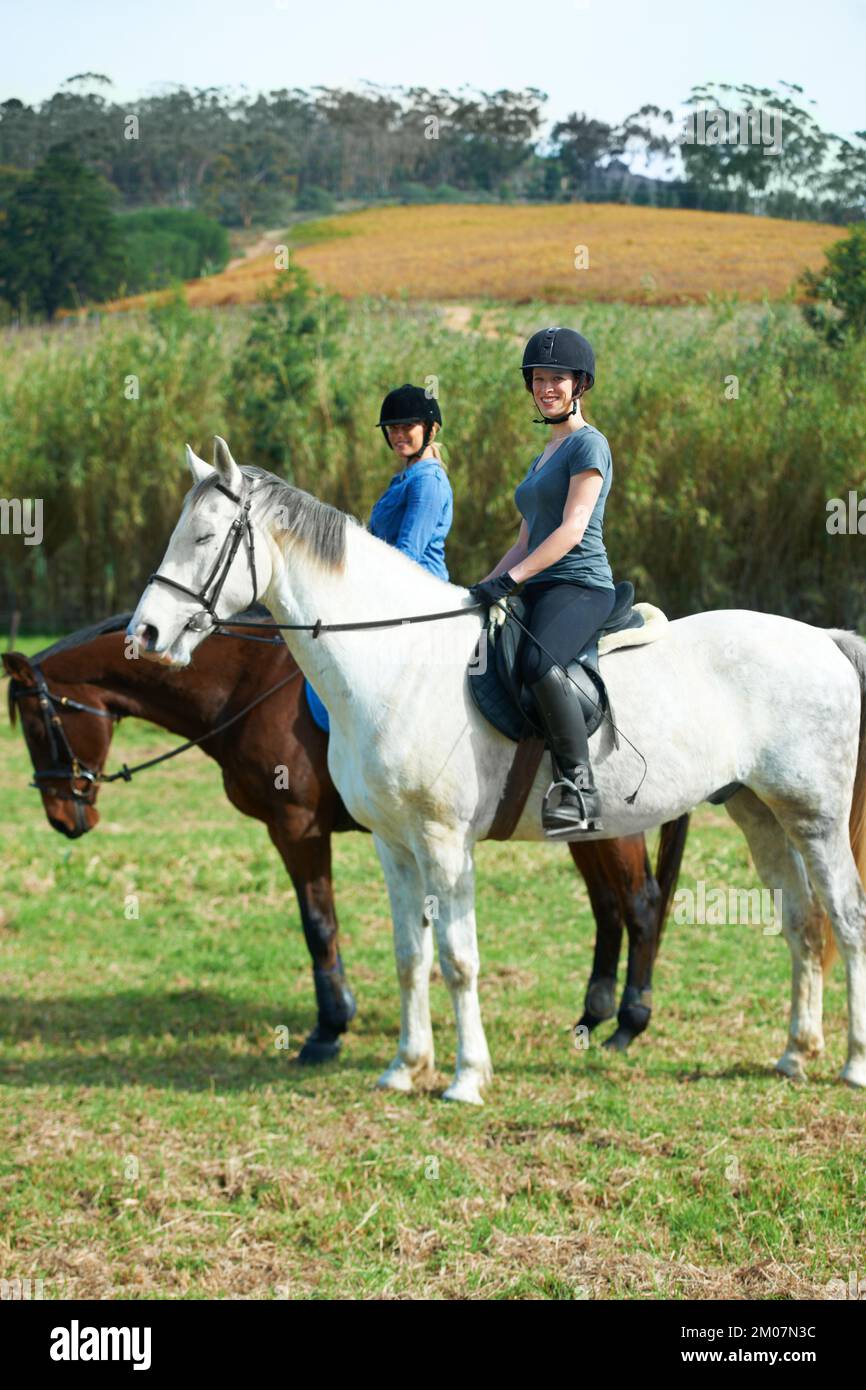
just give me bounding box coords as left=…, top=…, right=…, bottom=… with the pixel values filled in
left=514, top=424, right=614, bottom=590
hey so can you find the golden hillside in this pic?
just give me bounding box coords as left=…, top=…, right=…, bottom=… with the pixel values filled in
left=103, top=201, right=840, bottom=313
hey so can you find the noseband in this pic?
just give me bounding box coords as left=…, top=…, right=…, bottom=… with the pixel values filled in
left=145, top=480, right=258, bottom=634
left=10, top=662, right=117, bottom=804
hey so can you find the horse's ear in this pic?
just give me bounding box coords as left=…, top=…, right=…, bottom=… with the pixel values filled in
left=213, top=436, right=243, bottom=493
left=2, top=652, right=34, bottom=683
left=186, top=444, right=213, bottom=486
left=3, top=652, right=35, bottom=724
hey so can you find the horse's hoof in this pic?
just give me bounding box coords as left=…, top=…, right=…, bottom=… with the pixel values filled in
left=296, top=1035, right=342, bottom=1065
left=442, top=1063, right=490, bottom=1105
left=775, top=1052, right=808, bottom=1082
left=376, top=1067, right=414, bottom=1093
left=602, top=1026, right=634, bottom=1052
left=376, top=1056, right=432, bottom=1094
left=840, top=1061, right=866, bottom=1089
left=442, top=1076, right=485, bottom=1105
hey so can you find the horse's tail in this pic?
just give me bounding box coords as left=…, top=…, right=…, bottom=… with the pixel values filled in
left=653, top=813, right=690, bottom=950
left=824, top=628, right=866, bottom=973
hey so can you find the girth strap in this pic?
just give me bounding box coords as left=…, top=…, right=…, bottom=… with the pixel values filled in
left=484, top=736, right=546, bottom=841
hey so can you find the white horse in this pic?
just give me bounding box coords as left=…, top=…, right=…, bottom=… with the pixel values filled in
left=127, top=440, right=866, bottom=1104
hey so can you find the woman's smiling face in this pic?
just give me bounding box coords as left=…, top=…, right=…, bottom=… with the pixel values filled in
left=385, top=420, right=427, bottom=458
left=532, top=367, right=576, bottom=415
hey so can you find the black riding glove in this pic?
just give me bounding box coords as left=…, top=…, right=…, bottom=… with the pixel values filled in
left=468, top=572, right=518, bottom=608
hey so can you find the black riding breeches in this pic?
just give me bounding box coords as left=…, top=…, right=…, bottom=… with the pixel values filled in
left=517, top=580, right=617, bottom=686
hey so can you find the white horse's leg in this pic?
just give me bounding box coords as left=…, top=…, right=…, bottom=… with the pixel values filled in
left=780, top=818, right=866, bottom=1089
left=373, top=835, right=435, bottom=1094
left=415, top=836, right=492, bottom=1106
left=725, top=789, right=827, bottom=1080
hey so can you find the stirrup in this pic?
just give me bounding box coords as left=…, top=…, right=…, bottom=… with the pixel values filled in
left=541, top=773, right=601, bottom=838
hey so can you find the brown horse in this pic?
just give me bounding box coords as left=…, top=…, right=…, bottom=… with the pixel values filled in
left=3, top=611, right=689, bottom=1059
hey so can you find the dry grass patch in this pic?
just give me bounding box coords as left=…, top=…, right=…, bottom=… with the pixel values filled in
left=93, top=203, right=840, bottom=316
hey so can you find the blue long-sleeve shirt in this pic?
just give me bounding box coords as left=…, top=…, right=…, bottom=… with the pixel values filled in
left=304, top=455, right=454, bottom=732
left=368, top=457, right=453, bottom=581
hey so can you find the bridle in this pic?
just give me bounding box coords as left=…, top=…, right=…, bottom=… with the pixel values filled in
left=148, top=474, right=481, bottom=642
left=141, top=473, right=480, bottom=643
left=145, top=479, right=258, bottom=635
left=10, top=662, right=117, bottom=808
left=9, top=645, right=300, bottom=817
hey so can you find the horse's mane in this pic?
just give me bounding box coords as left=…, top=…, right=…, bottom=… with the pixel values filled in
left=33, top=612, right=134, bottom=663
left=5, top=612, right=139, bottom=728
left=32, top=601, right=273, bottom=664
left=208, top=464, right=464, bottom=598
left=193, top=466, right=354, bottom=573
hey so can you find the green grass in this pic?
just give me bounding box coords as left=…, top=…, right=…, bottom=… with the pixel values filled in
left=1, top=646, right=865, bottom=1299
left=287, top=217, right=357, bottom=248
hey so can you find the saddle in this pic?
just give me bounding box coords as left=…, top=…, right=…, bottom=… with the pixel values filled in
left=467, top=580, right=668, bottom=839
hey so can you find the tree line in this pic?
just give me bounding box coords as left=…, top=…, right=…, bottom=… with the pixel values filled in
left=1, top=75, right=863, bottom=228
left=0, top=146, right=230, bottom=319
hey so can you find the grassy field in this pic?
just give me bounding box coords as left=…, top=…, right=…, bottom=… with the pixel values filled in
left=2, top=635, right=865, bottom=1300
left=97, top=202, right=842, bottom=315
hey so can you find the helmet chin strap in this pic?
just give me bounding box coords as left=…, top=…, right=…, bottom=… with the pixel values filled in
left=532, top=392, right=579, bottom=427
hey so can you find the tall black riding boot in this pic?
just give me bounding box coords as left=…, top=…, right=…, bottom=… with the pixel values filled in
left=528, top=664, right=603, bottom=838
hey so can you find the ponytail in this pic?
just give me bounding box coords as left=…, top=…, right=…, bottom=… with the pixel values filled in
left=426, top=422, right=447, bottom=469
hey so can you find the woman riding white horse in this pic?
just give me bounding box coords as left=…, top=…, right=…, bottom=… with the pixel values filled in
left=469, top=328, right=615, bottom=838
left=128, top=437, right=866, bottom=1105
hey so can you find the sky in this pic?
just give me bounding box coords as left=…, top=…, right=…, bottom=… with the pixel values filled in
left=3, top=0, right=864, bottom=142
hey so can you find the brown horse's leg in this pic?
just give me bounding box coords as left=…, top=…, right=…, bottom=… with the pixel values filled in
left=595, top=836, right=661, bottom=1051
left=594, top=816, right=690, bottom=1051
left=568, top=839, right=623, bottom=1032
left=265, top=822, right=356, bottom=1063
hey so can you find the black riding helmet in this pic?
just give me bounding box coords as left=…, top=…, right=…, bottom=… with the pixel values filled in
left=377, top=383, right=442, bottom=462
left=522, top=327, right=595, bottom=424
